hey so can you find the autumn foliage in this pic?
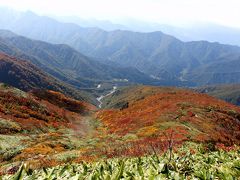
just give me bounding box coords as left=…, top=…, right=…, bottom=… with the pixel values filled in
left=0, top=85, right=240, bottom=173
left=0, top=85, right=94, bottom=132
left=96, top=86, right=240, bottom=146
left=31, top=89, right=95, bottom=114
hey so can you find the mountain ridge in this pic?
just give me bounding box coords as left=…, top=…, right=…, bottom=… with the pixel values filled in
left=1, top=10, right=240, bottom=86
left=0, top=30, right=166, bottom=88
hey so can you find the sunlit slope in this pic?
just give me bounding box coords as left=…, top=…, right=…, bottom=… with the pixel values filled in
left=97, top=86, right=240, bottom=145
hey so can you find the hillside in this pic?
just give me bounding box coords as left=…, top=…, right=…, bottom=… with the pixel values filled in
left=196, top=84, right=240, bottom=106
left=0, top=84, right=95, bottom=132
left=99, top=86, right=240, bottom=145
left=0, top=85, right=97, bottom=172
left=0, top=53, right=96, bottom=103
left=1, top=85, right=240, bottom=175
left=1, top=10, right=240, bottom=86
left=0, top=52, right=76, bottom=92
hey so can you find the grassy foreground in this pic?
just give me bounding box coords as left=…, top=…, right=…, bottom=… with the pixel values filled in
left=1, top=143, right=239, bottom=180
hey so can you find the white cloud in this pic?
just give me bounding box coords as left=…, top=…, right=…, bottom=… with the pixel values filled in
left=0, top=0, right=240, bottom=27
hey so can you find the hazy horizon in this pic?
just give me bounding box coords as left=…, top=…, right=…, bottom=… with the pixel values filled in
left=0, top=0, right=240, bottom=29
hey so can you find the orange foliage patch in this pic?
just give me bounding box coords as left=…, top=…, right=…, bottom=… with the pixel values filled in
left=0, top=87, right=95, bottom=133
left=32, top=89, right=96, bottom=114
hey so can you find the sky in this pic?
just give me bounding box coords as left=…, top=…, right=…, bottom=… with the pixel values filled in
left=0, top=0, right=240, bottom=28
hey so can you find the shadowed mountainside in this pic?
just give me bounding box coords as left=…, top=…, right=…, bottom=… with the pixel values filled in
left=0, top=53, right=96, bottom=103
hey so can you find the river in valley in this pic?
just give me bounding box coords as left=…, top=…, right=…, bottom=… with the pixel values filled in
left=96, top=86, right=117, bottom=108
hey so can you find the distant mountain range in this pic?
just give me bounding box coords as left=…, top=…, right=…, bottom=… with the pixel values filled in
left=55, top=16, right=128, bottom=31
left=1, top=8, right=240, bottom=87
left=56, top=16, right=240, bottom=46
left=0, top=30, right=163, bottom=88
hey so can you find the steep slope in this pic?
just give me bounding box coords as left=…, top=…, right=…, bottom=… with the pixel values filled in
left=196, top=84, right=240, bottom=106
left=1, top=10, right=240, bottom=86
left=0, top=53, right=95, bottom=103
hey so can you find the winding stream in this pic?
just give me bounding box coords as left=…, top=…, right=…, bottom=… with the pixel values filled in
left=96, top=86, right=117, bottom=108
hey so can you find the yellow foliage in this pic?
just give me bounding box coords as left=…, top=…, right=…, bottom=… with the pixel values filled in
left=136, top=126, right=159, bottom=137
